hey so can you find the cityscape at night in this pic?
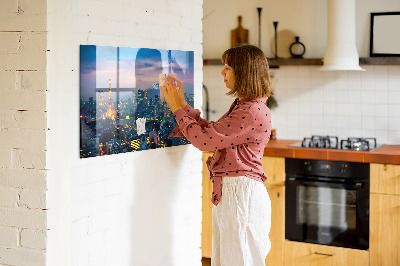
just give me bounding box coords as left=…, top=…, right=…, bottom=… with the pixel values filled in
left=80, top=45, right=194, bottom=158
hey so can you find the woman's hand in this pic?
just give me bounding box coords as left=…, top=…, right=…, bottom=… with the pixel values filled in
left=161, top=75, right=186, bottom=113
left=171, top=75, right=187, bottom=108
left=166, top=74, right=187, bottom=108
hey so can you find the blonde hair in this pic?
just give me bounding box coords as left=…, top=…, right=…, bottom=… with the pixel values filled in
left=221, top=44, right=273, bottom=99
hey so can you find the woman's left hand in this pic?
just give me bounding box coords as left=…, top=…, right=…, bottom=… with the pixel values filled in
left=161, top=76, right=185, bottom=113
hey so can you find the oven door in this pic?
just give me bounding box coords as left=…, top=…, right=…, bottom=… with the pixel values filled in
left=285, top=177, right=369, bottom=250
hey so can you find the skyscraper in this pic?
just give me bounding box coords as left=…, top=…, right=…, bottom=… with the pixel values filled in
left=105, top=76, right=116, bottom=120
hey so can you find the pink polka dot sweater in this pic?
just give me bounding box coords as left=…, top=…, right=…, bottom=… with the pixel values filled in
left=169, top=97, right=271, bottom=206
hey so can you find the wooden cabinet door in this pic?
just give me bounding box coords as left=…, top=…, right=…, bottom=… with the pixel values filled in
left=264, top=184, right=284, bottom=266
left=370, top=163, right=400, bottom=195
left=201, top=152, right=213, bottom=258
left=370, top=193, right=400, bottom=266
left=262, top=156, right=285, bottom=186
left=284, top=241, right=369, bottom=266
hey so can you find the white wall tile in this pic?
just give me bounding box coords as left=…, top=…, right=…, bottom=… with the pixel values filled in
left=374, top=65, right=388, bottom=77
left=336, top=103, right=349, bottom=116
left=374, top=77, right=388, bottom=92
left=205, top=65, right=400, bottom=144
left=349, top=128, right=363, bottom=137
left=285, top=66, right=298, bottom=77
left=336, top=115, right=348, bottom=129
left=375, top=117, right=389, bottom=129
left=323, top=103, right=336, bottom=116
left=361, top=90, right=375, bottom=104
left=389, top=104, right=400, bottom=117
left=348, top=90, right=362, bottom=103
left=286, top=77, right=299, bottom=89
left=388, top=131, right=400, bottom=143
left=362, top=116, right=375, bottom=130
left=298, top=77, right=311, bottom=89
left=361, top=104, right=374, bottom=117
left=374, top=130, right=389, bottom=144
left=388, top=91, right=400, bottom=105
left=374, top=90, right=388, bottom=104
left=389, top=117, right=400, bottom=131
left=336, top=90, right=349, bottom=103
left=388, top=76, right=400, bottom=91
left=335, top=72, right=349, bottom=90
left=375, top=104, right=389, bottom=117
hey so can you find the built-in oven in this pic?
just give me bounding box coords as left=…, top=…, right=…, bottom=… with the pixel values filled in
left=285, top=158, right=369, bottom=250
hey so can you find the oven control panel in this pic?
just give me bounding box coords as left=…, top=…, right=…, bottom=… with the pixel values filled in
left=286, top=158, right=369, bottom=180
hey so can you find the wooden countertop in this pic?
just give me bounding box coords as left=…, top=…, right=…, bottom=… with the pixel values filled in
left=263, top=139, right=400, bottom=165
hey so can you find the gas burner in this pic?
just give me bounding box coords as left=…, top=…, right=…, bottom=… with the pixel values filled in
left=301, top=135, right=339, bottom=149
left=340, top=137, right=377, bottom=151
left=290, top=136, right=380, bottom=151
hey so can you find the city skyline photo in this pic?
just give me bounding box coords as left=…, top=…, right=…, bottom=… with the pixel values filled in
left=80, top=45, right=195, bottom=158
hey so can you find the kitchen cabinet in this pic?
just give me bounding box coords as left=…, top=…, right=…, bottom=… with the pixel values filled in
left=201, top=154, right=286, bottom=266
left=370, top=163, right=400, bottom=266
left=264, top=184, right=284, bottom=266
left=284, top=241, right=369, bottom=266
left=202, top=156, right=400, bottom=265
left=261, top=156, right=285, bottom=186
left=370, top=163, right=400, bottom=195
left=261, top=156, right=285, bottom=266
left=201, top=152, right=213, bottom=258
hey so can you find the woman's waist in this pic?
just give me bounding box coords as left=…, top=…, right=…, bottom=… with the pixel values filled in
left=211, top=163, right=264, bottom=176
left=212, top=170, right=266, bottom=181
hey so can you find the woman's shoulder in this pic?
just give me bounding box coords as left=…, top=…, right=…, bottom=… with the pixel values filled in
left=246, top=98, right=271, bottom=122
left=239, top=98, right=269, bottom=111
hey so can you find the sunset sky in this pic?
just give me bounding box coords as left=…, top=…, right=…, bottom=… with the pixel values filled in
left=80, top=45, right=194, bottom=100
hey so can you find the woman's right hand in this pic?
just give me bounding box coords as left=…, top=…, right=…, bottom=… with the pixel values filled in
left=167, top=74, right=187, bottom=108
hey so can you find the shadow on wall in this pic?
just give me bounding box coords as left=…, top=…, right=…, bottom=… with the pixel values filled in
left=130, top=147, right=184, bottom=265
left=129, top=48, right=199, bottom=265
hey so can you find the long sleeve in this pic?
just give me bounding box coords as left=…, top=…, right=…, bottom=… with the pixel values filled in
left=169, top=104, right=211, bottom=138
left=172, top=105, right=257, bottom=152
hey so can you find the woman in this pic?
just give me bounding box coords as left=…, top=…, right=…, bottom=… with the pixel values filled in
left=162, top=44, right=273, bottom=266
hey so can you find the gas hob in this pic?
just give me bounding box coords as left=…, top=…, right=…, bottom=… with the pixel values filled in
left=289, top=135, right=382, bottom=151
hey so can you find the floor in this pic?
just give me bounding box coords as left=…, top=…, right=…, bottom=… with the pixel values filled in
left=202, top=257, right=211, bottom=266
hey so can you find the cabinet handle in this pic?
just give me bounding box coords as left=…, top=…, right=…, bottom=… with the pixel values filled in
left=314, top=252, right=335, bottom=257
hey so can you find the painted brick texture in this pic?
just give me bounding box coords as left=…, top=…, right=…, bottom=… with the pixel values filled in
left=3, top=0, right=203, bottom=265
left=0, top=0, right=48, bottom=265
left=46, top=0, right=203, bottom=266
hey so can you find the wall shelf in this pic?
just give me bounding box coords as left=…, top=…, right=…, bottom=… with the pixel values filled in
left=359, top=57, right=400, bottom=65
left=203, top=57, right=400, bottom=67
left=203, top=58, right=323, bottom=68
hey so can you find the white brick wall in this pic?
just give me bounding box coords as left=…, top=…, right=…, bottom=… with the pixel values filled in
left=21, top=229, right=47, bottom=250
left=46, top=1, right=203, bottom=266
left=2, top=0, right=203, bottom=264
left=0, top=0, right=48, bottom=265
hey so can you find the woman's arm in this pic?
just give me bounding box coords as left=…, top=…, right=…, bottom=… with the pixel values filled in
left=172, top=107, right=257, bottom=152
left=162, top=75, right=211, bottom=137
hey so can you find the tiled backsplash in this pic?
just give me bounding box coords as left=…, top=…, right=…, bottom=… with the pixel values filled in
left=271, top=65, right=400, bottom=144
left=203, top=65, right=400, bottom=145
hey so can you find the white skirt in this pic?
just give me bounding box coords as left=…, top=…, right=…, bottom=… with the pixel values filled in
left=212, top=176, right=271, bottom=266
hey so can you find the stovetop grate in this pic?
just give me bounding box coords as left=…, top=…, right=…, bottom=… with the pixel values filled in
left=294, top=136, right=378, bottom=151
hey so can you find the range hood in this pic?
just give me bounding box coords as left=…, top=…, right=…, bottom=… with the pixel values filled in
left=320, top=0, right=365, bottom=71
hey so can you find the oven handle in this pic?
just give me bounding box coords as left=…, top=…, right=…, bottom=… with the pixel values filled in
left=286, top=177, right=364, bottom=189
